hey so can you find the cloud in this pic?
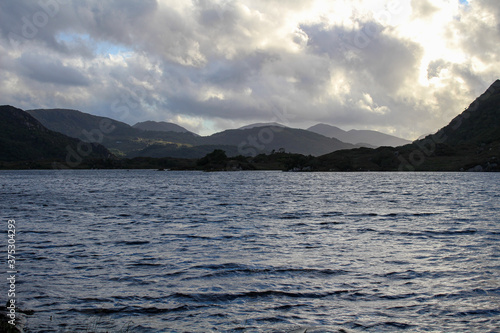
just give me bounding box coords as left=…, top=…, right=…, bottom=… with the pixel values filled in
left=410, top=0, right=439, bottom=19
left=450, top=0, right=500, bottom=65
left=0, top=0, right=498, bottom=138
left=17, top=52, right=90, bottom=86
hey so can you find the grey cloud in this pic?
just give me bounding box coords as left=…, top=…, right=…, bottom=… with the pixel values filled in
left=1, top=0, right=75, bottom=50
left=195, top=0, right=232, bottom=28
left=427, top=59, right=492, bottom=97
left=303, top=21, right=423, bottom=92
left=427, top=59, right=447, bottom=79
left=203, top=51, right=280, bottom=89
left=0, top=0, right=157, bottom=56
left=72, top=0, right=158, bottom=42
left=410, top=0, right=439, bottom=19
left=0, top=1, right=42, bottom=39
left=357, top=35, right=422, bottom=92
left=449, top=63, right=490, bottom=96
left=0, top=0, right=498, bottom=138
left=478, top=0, right=500, bottom=23
left=450, top=0, right=500, bottom=63
left=166, top=94, right=266, bottom=121
left=17, top=52, right=90, bottom=86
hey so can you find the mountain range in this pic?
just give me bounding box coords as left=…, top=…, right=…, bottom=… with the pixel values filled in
left=307, top=124, right=411, bottom=147
left=25, top=109, right=391, bottom=158
left=27, top=108, right=200, bottom=157
left=2, top=79, right=498, bottom=170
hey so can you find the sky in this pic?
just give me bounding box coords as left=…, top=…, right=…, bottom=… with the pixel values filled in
left=0, top=0, right=498, bottom=138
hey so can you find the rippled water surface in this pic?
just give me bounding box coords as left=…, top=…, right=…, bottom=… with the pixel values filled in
left=1, top=170, right=499, bottom=332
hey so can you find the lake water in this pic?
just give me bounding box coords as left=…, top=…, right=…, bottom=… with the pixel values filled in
left=1, top=170, right=499, bottom=332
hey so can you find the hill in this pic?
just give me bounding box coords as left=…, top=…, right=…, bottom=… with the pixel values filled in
left=203, top=126, right=357, bottom=156
left=307, top=124, right=347, bottom=141
left=27, top=109, right=359, bottom=158
left=312, top=80, right=500, bottom=171
left=27, top=109, right=200, bottom=157
left=127, top=126, right=357, bottom=158
left=0, top=105, right=112, bottom=167
left=132, top=120, right=193, bottom=134
left=434, top=80, right=500, bottom=146
left=308, top=124, right=410, bottom=147
left=238, top=122, right=287, bottom=130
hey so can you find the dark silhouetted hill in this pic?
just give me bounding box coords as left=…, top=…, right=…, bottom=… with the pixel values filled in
left=0, top=105, right=111, bottom=165
left=313, top=80, right=500, bottom=171
left=433, top=80, right=500, bottom=146
left=27, top=109, right=200, bottom=156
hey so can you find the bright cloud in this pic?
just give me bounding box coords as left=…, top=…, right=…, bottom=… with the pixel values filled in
left=0, top=0, right=498, bottom=138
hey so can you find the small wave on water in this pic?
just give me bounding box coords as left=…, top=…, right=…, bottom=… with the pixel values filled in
left=1, top=170, right=499, bottom=332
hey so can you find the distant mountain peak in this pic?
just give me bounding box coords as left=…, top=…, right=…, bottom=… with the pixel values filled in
left=308, top=123, right=345, bottom=132
left=307, top=123, right=410, bottom=147
left=238, top=122, right=287, bottom=130
left=132, top=120, right=193, bottom=134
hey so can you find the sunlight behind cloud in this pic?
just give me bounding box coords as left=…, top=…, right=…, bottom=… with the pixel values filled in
left=0, top=0, right=498, bottom=138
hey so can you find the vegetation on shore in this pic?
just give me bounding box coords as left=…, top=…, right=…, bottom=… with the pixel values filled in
left=1, top=142, right=498, bottom=172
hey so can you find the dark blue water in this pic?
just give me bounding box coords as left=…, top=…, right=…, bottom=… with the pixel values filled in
left=1, top=170, right=499, bottom=332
